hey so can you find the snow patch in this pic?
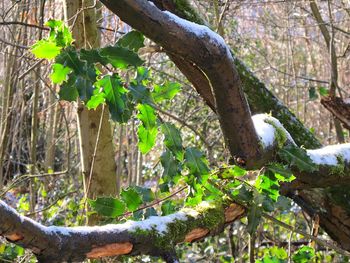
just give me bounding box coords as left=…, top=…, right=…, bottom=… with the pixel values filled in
left=47, top=210, right=191, bottom=236
left=163, top=11, right=232, bottom=58
left=306, top=143, right=350, bottom=166
left=252, top=114, right=294, bottom=148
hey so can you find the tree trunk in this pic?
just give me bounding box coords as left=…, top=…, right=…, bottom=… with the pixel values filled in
left=64, top=0, right=117, bottom=225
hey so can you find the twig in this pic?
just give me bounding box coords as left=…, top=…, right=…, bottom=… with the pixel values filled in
left=121, top=186, right=186, bottom=218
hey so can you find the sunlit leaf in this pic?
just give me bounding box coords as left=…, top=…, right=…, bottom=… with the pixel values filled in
left=100, top=46, right=143, bottom=69
left=121, top=188, right=143, bottom=211
left=278, top=145, right=318, bottom=172
left=31, top=40, right=61, bottom=59
left=117, top=30, right=145, bottom=52
left=160, top=150, right=180, bottom=182
left=89, top=197, right=126, bottom=218
left=137, top=104, right=158, bottom=154
left=184, top=147, right=209, bottom=178
left=152, top=82, right=181, bottom=103
left=161, top=123, right=184, bottom=161
left=50, top=63, right=72, bottom=84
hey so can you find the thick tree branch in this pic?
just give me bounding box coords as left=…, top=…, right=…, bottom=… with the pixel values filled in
left=0, top=200, right=244, bottom=262
left=99, top=0, right=263, bottom=168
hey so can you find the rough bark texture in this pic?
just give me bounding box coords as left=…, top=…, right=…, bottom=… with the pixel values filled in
left=321, top=96, right=350, bottom=130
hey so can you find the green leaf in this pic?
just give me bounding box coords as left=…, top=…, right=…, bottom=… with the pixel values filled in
left=76, top=75, right=94, bottom=101
left=99, top=46, right=143, bottom=69
left=86, top=92, right=105, bottom=110
left=232, top=165, right=247, bottom=177
left=45, top=19, right=73, bottom=47
left=292, top=246, right=315, bottom=263
left=308, top=87, right=318, bottom=101
left=31, top=40, right=61, bottom=59
left=138, top=126, right=158, bottom=154
left=161, top=200, right=176, bottom=215
left=144, top=207, right=158, bottom=218
left=265, top=163, right=294, bottom=182
left=152, top=82, right=181, bottom=103
left=56, top=48, right=86, bottom=75
left=255, top=171, right=280, bottom=202
left=137, top=104, right=157, bottom=128
left=88, top=197, right=126, bottom=218
left=58, top=75, right=78, bottom=101
left=161, top=123, right=184, bottom=160
left=134, top=186, right=155, bottom=203
left=184, top=147, right=209, bottom=178
left=129, top=82, right=152, bottom=104
left=232, top=185, right=253, bottom=202
left=96, top=75, right=131, bottom=123
left=318, top=86, right=329, bottom=97
left=160, top=150, right=180, bottom=182
left=117, top=31, right=145, bottom=52
left=50, top=63, right=72, bottom=84
left=120, top=188, right=143, bottom=211
left=80, top=49, right=109, bottom=65
left=137, top=104, right=158, bottom=154
left=278, top=145, right=318, bottom=172
left=247, top=202, right=262, bottom=235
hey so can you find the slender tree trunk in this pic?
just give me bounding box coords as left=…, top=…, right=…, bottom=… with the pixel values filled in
left=64, top=0, right=117, bottom=225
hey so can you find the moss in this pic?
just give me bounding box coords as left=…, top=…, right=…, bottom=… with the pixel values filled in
left=173, top=0, right=205, bottom=25
left=328, top=155, right=346, bottom=176
left=264, top=119, right=288, bottom=148
left=130, top=201, right=225, bottom=252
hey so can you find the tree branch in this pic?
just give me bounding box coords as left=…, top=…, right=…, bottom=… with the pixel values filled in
left=0, top=200, right=244, bottom=262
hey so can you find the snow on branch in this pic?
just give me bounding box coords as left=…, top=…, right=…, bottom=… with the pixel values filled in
left=0, top=200, right=244, bottom=262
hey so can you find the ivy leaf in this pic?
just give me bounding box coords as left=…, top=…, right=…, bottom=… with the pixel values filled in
left=137, top=104, right=157, bottom=128
left=88, top=197, right=126, bottom=218
left=152, top=82, right=181, bottom=103
left=161, top=123, right=184, bottom=161
left=76, top=75, right=94, bottom=101
left=160, top=150, right=180, bottom=182
left=86, top=91, right=105, bottom=110
left=308, top=87, right=318, bottom=101
left=50, top=63, right=72, bottom=84
left=144, top=207, right=158, bottom=218
left=138, top=126, right=158, bottom=154
left=121, top=188, right=143, bottom=211
left=232, top=185, right=253, bottom=202
left=80, top=49, right=108, bottom=65
left=137, top=104, right=158, bottom=154
left=134, top=186, right=155, bottom=203
left=184, top=147, right=209, bottom=179
left=45, top=19, right=73, bottom=47
left=117, top=30, right=145, bottom=52
left=96, top=75, right=130, bottom=123
left=31, top=40, right=61, bottom=59
left=292, top=246, right=315, bottom=263
left=246, top=202, right=262, bottom=235
left=56, top=48, right=86, bottom=75
left=318, top=86, right=329, bottom=97
left=100, top=46, right=143, bottom=69
left=129, top=82, right=152, bottom=104
left=58, top=75, right=78, bottom=101
left=255, top=171, right=280, bottom=202
left=161, top=200, right=176, bottom=215
left=278, top=145, right=318, bottom=172
left=266, top=163, right=295, bottom=182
